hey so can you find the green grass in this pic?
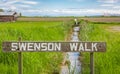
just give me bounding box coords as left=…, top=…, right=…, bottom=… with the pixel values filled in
left=0, top=21, right=72, bottom=74
left=80, top=21, right=120, bottom=74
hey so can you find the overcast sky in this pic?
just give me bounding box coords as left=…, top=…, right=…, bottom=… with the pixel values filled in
left=0, top=0, right=120, bottom=16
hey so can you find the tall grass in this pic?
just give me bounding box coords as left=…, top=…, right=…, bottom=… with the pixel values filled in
left=80, top=21, right=120, bottom=74
left=0, top=21, right=72, bottom=74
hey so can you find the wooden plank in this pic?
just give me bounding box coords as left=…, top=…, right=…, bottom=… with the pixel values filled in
left=90, top=52, right=94, bottom=74
left=18, top=37, right=22, bottom=74
left=18, top=52, right=22, bottom=74
left=2, top=42, right=106, bottom=52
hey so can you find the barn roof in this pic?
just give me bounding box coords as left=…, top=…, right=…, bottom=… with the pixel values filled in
left=0, top=12, right=16, bottom=16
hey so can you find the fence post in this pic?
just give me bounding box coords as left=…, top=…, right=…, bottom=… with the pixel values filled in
left=90, top=52, right=94, bottom=74
left=18, top=37, right=22, bottom=74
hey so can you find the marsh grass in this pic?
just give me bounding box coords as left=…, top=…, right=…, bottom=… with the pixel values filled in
left=0, top=21, right=72, bottom=74
left=80, top=21, right=120, bottom=74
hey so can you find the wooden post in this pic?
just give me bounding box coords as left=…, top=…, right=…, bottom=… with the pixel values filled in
left=18, top=37, right=22, bottom=74
left=90, top=52, right=94, bottom=74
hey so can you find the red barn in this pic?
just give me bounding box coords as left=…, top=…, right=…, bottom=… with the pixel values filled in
left=0, top=12, right=18, bottom=22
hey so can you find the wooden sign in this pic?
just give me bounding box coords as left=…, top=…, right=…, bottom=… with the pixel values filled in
left=2, top=42, right=106, bottom=52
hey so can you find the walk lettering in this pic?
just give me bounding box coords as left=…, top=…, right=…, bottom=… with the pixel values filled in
left=2, top=42, right=106, bottom=52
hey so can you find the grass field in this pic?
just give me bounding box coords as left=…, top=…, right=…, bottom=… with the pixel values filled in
left=80, top=21, right=120, bottom=74
left=1, top=18, right=120, bottom=74
left=0, top=21, right=72, bottom=74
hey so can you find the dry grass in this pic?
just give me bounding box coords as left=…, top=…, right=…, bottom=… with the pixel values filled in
left=18, top=17, right=73, bottom=21
left=106, top=26, right=120, bottom=32
left=80, top=17, right=120, bottom=22
left=80, top=22, right=120, bottom=74
left=18, top=17, right=120, bottom=22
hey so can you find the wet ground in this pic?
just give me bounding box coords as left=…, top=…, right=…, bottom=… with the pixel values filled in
left=60, top=26, right=81, bottom=74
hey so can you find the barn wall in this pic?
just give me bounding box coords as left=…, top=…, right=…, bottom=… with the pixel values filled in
left=0, top=16, right=15, bottom=22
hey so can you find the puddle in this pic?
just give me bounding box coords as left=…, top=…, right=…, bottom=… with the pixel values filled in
left=73, top=27, right=80, bottom=32
left=66, top=52, right=81, bottom=74
left=60, top=26, right=81, bottom=74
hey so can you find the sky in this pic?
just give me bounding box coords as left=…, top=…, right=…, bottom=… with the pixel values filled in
left=0, top=0, right=120, bottom=16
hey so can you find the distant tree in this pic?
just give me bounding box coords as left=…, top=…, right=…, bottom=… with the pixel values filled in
left=20, top=13, right=22, bottom=16
left=0, top=9, right=4, bottom=12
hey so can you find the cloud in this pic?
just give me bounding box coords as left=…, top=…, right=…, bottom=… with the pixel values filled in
left=100, top=4, right=114, bottom=7
left=21, top=1, right=38, bottom=5
left=113, top=6, right=120, bottom=9
left=100, top=3, right=120, bottom=9
left=98, top=0, right=119, bottom=3
left=67, top=0, right=84, bottom=2
left=10, top=6, right=17, bottom=10
left=0, top=0, right=38, bottom=11
left=0, top=0, right=119, bottom=16
left=21, top=9, right=120, bottom=16
left=0, top=0, right=18, bottom=6
left=98, top=0, right=120, bottom=9
left=17, top=4, right=31, bottom=8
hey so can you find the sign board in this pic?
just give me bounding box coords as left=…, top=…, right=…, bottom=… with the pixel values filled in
left=2, top=42, right=106, bottom=52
